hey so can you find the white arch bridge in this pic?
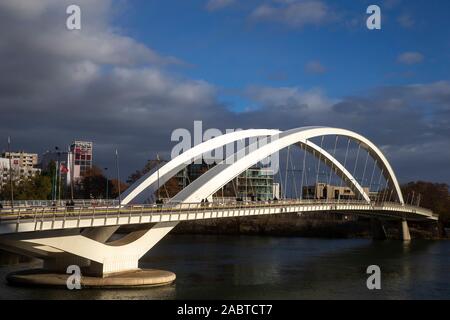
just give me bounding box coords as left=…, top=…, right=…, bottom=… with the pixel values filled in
left=0, top=127, right=438, bottom=277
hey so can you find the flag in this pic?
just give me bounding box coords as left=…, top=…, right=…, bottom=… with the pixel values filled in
left=60, top=163, right=69, bottom=174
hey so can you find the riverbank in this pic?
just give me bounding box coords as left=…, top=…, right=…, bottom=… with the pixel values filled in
left=172, top=213, right=443, bottom=240
left=0, top=250, right=34, bottom=266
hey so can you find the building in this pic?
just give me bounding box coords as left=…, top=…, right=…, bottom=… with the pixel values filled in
left=172, top=159, right=277, bottom=201
left=0, top=152, right=41, bottom=189
left=41, top=140, right=93, bottom=187
left=0, top=157, right=9, bottom=188
left=1, top=151, right=38, bottom=169
left=236, top=166, right=275, bottom=201
left=302, top=182, right=371, bottom=201
left=70, top=141, right=93, bottom=178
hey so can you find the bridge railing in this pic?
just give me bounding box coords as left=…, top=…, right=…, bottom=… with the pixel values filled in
left=0, top=199, right=120, bottom=208
left=0, top=199, right=436, bottom=224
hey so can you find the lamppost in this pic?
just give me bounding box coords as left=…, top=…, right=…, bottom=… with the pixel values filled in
left=156, top=154, right=161, bottom=202
left=69, top=146, right=74, bottom=201
left=115, top=149, right=121, bottom=207
left=104, top=167, right=109, bottom=201
left=55, top=146, right=61, bottom=204
left=7, top=136, right=13, bottom=211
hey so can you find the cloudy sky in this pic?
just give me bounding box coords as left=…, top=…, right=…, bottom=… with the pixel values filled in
left=0, top=0, right=449, bottom=184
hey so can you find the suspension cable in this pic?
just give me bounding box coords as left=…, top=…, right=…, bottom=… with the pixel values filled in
left=289, top=147, right=298, bottom=199
left=368, top=159, right=377, bottom=198
left=300, top=143, right=307, bottom=200
left=375, top=168, right=384, bottom=203
left=352, top=143, right=361, bottom=181
left=315, top=136, right=325, bottom=199
left=327, top=135, right=338, bottom=187
left=284, top=146, right=290, bottom=199
left=232, top=178, right=238, bottom=199
left=278, top=158, right=284, bottom=200
left=359, top=149, right=370, bottom=201
left=305, top=145, right=310, bottom=199
left=338, top=138, right=351, bottom=202
left=340, top=138, right=351, bottom=187
left=381, top=178, right=390, bottom=203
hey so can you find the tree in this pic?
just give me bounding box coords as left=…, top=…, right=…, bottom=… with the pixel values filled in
left=126, top=158, right=171, bottom=201
left=127, top=159, right=166, bottom=184
left=0, top=173, right=52, bottom=201
left=110, top=179, right=129, bottom=199
left=401, top=181, right=450, bottom=225
left=75, top=166, right=111, bottom=199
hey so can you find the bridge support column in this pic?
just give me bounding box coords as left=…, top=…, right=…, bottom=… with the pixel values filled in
left=43, top=255, right=91, bottom=272
left=400, top=219, right=411, bottom=241
left=371, top=219, right=387, bottom=240
left=2, top=222, right=179, bottom=287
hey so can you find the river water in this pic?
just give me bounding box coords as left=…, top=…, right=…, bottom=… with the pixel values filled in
left=0, top=235, right=449, bottom=299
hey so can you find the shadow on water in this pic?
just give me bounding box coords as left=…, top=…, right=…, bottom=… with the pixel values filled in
left=141, top=235, right=448, bottom=300
left=0, top=235, right=449, bottom=299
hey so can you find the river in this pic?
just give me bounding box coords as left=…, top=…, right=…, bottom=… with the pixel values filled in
left=0, top=235, right=449, bottom=299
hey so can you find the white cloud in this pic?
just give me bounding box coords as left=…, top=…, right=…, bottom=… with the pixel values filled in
left=250, top=0, right=333, bottom=28
left=397, top=52, right=424, bottom=65
left=397, top=13, right=415, bottom=29
left=205, top=0, right=235, bottom=12
left=305, top=60, right=327, bottom=74
left=245, top=85, right=334, bottom=113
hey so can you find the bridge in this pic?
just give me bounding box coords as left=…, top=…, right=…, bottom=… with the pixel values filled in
left=0, top=127, right=438, bottom=286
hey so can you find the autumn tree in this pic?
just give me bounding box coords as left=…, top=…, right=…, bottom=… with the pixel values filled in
left=401, top=181, right=450, bottom=225
left=109, top=178, right=129, bottom=199
left=127, top=159, right=167, bottom=184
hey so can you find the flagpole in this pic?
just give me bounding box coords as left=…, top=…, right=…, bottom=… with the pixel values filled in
left=115, top=149, right=121, bottom=207
left=55, top=146, right=60, bottom=204
left=104, top=167, right=109, bottom=201
left=69, top=146, right=74, bottom=201
left=157, top=153, right=160, bottom=202
left=58, top=161, right=62, bottom=203
left=54, top=160, right=58, bottom=202
left=7, top=136, right=14, bottom=211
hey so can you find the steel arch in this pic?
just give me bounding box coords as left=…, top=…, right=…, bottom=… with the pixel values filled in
left=169, top=127, right=404, bottom=204
left=121, top=129, right=280, bottom=204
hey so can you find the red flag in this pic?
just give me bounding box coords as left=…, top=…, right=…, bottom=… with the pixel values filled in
left=60, top=163, right=69, bottom=174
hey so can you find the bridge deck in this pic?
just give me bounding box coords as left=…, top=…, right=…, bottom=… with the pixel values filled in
left=0, top=200, right=437, bottom=235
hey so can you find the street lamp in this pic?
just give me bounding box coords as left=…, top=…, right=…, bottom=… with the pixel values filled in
left=69, top=145, right=74, bottom=201
left=115, top=149, right=121, bottom=207
left=55, top=146, right=61, bottom=203
left=104, top=167, right=109, bottom=201
left=7, top=136, right=14, bottom=211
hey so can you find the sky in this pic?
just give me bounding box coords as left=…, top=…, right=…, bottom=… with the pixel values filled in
left=0, top=0, right=449, bottom=184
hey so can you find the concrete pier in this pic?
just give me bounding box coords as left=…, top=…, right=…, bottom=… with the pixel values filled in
left=401, top=219, right=411, bottom=241
left=7, top=268, right=176, bottom=288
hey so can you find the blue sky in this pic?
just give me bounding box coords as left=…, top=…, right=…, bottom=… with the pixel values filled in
left=117, top=0, right=450, bottom=110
